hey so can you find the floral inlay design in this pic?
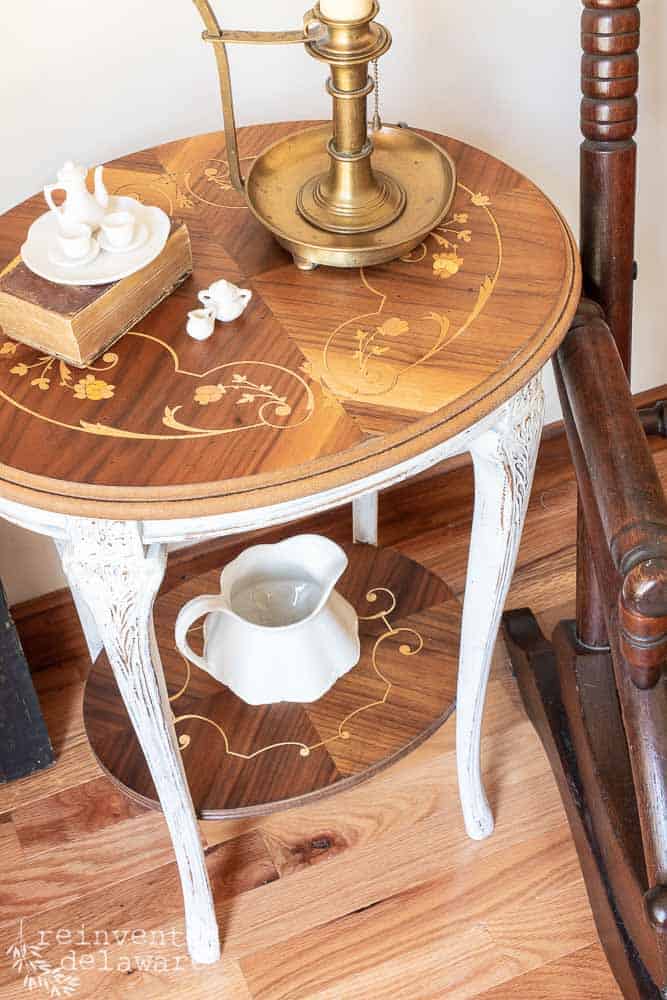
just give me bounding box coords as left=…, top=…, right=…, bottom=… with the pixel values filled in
left=73, top=374, right=116, bottom=401
left=309, top=184, right=503, bottom=399
left=354, top=317, right=409, bottom=379
left=432, top=250, right=464, bottom=279
left=203, top=165, right=233, bottom=190
left=110, top=155, right=257, bottom=216
left=170, top=586, right=424, bottom=762
left=192, top=373, right=290, bottom=414
left=181, top=157, right=255, bottom=210
left=112, top=167, right=195, bottom=216
left=1, top=343, right=117, bottom=399
left=471, top=192, right=491, bottom=207
left=0, top=334, right=314, bottom=441
left=427, top=208, right=472, bottom=279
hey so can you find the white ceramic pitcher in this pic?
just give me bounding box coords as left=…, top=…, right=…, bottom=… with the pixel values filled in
left=174, top=535, right=360, bottom=705
left=44, top=161, right=110, bottom=229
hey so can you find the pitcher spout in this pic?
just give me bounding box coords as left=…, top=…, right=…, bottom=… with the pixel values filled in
left=176, top=533, right=360, bottom=704
left=218, top=534, right=349, bottom=628
left=94, top=165, right=110, bottom=210
left=289, top=535, right=348, bottom=610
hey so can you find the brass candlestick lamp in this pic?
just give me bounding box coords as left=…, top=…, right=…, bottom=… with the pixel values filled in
left=193, top=0, right=456, bottom=270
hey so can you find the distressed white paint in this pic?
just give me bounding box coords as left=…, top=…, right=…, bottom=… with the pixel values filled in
left=53, top=539, right=103, bottom=662
left=58, top=520, right=220, bottom=965
left=353, top=492, right=379, bottom=546
left=456, top=376, right=545, bottom=840
left=0, top=372, right=545, bottom=961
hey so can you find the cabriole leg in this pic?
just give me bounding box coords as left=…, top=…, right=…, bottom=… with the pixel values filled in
left=457, top=376, right=545, bottom=840
left=54, top=539, right=103, bottom=662
left=58, top=519, right=220, bottom=964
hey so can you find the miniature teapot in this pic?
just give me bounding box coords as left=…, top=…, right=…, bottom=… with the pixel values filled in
left=175, top=535, right=360, bottom=705
left=44, top=161, right=110, bottom=229
left=198, top=279, right=252, bottom=323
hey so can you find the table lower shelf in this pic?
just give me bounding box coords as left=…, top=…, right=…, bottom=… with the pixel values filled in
left=84, top=543, right=461, bottom=820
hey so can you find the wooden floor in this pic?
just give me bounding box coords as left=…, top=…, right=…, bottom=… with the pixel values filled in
left=4, top=429, right=665, bottom=999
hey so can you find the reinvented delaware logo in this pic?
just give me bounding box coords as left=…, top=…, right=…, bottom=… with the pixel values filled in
left=6, top=921, right=79, bottom=998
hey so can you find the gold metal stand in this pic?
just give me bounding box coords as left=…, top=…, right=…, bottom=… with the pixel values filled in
left=192, top=0, right=456, bottom=270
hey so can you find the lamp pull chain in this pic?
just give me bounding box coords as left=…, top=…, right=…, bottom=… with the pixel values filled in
left=371, top=58, right=382, bottom=132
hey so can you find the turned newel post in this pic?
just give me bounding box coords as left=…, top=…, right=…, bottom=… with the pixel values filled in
left=577, top=0, right=640, bottom=647
left=580, top=0, right=639, bottom=371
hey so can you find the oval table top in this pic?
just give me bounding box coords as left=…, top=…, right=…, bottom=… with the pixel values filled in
left=0, top=123, right=580, bottom=520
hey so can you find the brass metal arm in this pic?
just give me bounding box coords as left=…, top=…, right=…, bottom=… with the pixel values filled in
left=192, top=0, right=325, bottom=193
left=202, top=27, right=324, bottom=45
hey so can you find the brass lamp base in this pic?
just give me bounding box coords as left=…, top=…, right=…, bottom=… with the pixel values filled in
left=245, top=124, right=457, bottom=269
left=193, top=0, right=457, bottom=271
left=297, top=167, right=406, bottom=235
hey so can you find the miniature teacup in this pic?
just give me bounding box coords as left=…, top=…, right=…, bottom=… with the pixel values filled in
left=101, top=210, right=135, bottom=250
left=57, top=221, right=94, bottom=260
left=186, top=306, right=217, bottom=342
left=198, top=279, right=252, bottom=323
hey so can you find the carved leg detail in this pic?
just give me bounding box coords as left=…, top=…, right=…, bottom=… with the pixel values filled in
left=54, top=539, right=103, bottom=663
left=59, top=520, right=220, bottom=965
left=353, top=492, right=379, bottom=546
left=457, top=376, right=545, bottom=840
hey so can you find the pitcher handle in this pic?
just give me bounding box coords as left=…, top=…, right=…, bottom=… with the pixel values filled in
left=175, top=595, right=228, bottom=675
left=44, top=184, right=65, bottom=216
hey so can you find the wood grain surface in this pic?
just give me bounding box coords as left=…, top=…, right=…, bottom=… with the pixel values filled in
left=0, top=124, right=580, bottom=518
left=85, top=543, right=460, bottom=819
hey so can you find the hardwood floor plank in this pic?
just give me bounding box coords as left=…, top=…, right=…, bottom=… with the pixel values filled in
left=12, top=777, right=147, bottom=857
left=0, top=831, right=277, bottom=997
left=253, top=722, right=566, bottom=881
left=239, top=828, right=592, bottom=999
left=250, top=923, right=510, bottom=1000
left=472, top=943, right=623, bottom=999
left=211, top=814, right=576, bottom=964
left=0, top=812, right=23, bottom=868
left=0, top=811, right=175, bottom=921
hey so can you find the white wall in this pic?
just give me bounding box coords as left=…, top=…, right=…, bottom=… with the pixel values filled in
left=1, top=1, right=665, bottom=604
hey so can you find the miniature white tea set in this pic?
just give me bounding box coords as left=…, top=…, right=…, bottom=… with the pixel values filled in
left=175, top=535, right=360, bottom=705
left=21, top=161, right=170, bottom=286
left=186, top=279, right=253, bottom=341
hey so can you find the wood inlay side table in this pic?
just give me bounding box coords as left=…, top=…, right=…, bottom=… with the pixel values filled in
left=0, top=123, right=580, bottom=964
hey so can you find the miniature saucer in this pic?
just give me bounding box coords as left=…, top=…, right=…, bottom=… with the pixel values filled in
left=23, top=197, right=169, bottom=286
left=98, top=222, right=149, bottom=256
left=48, top=239, right=100, bottom=269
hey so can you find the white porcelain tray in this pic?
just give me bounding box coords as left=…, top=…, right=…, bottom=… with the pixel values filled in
left=21, top=197, right=170, bottom=286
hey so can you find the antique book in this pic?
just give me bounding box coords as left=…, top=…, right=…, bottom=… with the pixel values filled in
left=0, top=222, right=192, bottom=367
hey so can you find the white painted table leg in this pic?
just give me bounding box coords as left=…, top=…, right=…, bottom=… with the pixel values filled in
left=353, top=492, right=379, bottom=545
left=54, top=539, right=103, bottom=663
left=59, top=520, right=220, bottom=964
left=457, top=376, right=545, bottom=840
